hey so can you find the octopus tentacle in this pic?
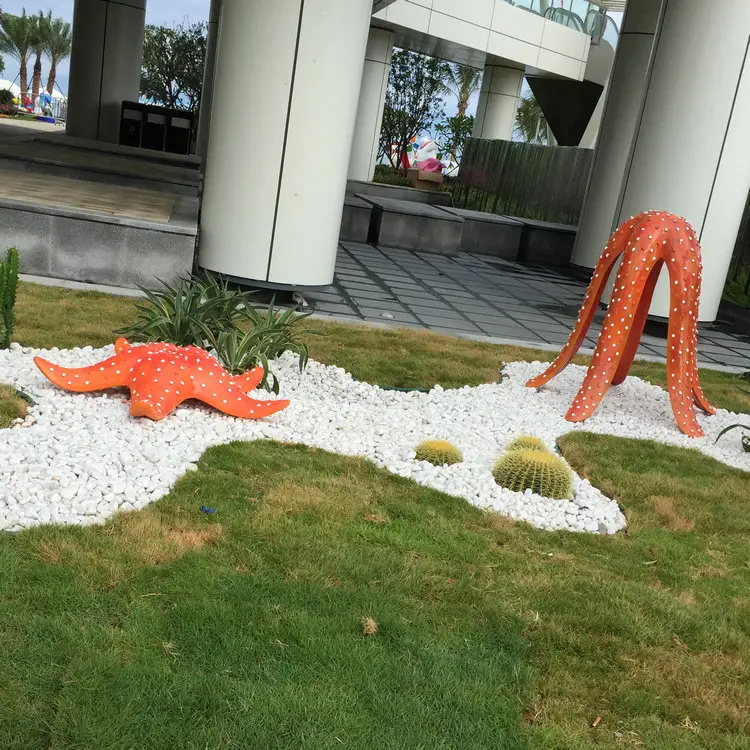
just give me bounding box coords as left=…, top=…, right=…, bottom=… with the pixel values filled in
left=526, top=219, right=633, bottom=389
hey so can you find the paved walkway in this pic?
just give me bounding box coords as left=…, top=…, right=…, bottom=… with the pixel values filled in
left=304, top=242, right=750, bottom=371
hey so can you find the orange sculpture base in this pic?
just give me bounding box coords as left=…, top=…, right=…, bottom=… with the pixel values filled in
left=35, top=338, right=290, bottom=421
left=526, top=211, right=715, bottom=437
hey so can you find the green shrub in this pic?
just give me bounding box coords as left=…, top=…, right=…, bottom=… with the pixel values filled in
left=414, top=439, right=463, bottom=466
left=0, top=247, right=19, bottom=349
left=115, top=274, right=316, bottom=392
left=506, top=435, right=548, bottom=453
left=492, top=448, right=573, bottom=500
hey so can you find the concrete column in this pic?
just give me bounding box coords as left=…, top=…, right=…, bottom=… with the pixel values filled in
left=195, top=0, right=222, bottom=164
left=615, top=0, right=750, bottom=322
left=66, top=0, right=146, bottom=143
left=347, top=26, right=395, bottom=182
left=472, top=64, right=524, bottom=141
left=572, top=0, right=663, bottom=269
left=198, top=0, right=372, bottom=288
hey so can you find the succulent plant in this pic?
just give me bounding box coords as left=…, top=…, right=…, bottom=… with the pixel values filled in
left=492, top=448, right=573, bottom=499
left=506, top=435, right=548, bottom=453
left=414, top=439, right=463, bottom=466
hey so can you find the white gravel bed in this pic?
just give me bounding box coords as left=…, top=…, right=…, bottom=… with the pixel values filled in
left=1, top=344, right=748, bottom=535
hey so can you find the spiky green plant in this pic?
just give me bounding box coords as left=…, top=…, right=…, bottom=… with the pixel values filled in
left=414, top=440, right=463, bottom=466
left=116, top=274, right=318, bottom=393
left=0, top=247, right=19, bottom=349
left=492, top=448, right=573, bottom=499
left=200, top=304, right=316, bottom=395
left=506, top=436, right=548, bottom=453
left=115, top=274, right=256, bottom=347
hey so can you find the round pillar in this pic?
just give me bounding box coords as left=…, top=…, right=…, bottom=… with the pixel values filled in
left=195, top=0, right=222, bottom=165
left=615, top=0, right=750, bottom=321
left=348, top=26, right=395, bottom=182
left=472, top=64, right=524, bottom=141
left=66, top=0, right=146, bottom=143
left=572, top=0, right=663, bottom=269
left=199, top=0, right=372, bottom=288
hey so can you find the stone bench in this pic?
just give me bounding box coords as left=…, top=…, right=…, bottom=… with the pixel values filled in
left=358, top=195, right=463, bottom=256
left=516, top=217, right=578, bottom=266
left=441, top=208, right=523, bottom=260
left=339, top=195, right=372, bottom=244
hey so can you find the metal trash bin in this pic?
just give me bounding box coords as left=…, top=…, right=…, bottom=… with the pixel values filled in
left=119, top=101, right=195, bottom=155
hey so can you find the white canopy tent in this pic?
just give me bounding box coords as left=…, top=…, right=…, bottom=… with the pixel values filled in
left=0, top=80, right=21, bottom=98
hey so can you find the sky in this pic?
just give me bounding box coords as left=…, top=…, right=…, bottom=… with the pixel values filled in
left=0, top=0, right=209, bottom=93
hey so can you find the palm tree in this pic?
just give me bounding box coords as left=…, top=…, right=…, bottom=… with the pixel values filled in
left=29, top=10, right=50, bottom=100
left=0, top=10, right=31, bottom=98
left=514, top=93, right=548, bottom=144
left=439, top=62, right=482, bottom=118
left=44, top=16, right=71, bottom=94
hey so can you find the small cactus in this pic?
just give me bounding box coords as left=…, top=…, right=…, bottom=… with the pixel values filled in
left=492, top=448, right=573, bottom=500
left=506, top=435, right=548, bottom=453
left=414, top=439, right=463, bottom=466
left=0, top=247, right=19, bottom=350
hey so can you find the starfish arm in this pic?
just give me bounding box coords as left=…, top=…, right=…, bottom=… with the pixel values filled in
left=233, top=366, right=264, bottom=392
left=34, top=353, right=133, bottom=392
left=198, top=384, right=290, bottom=419
left=526, top=220, right=630, bottom=389
left=129, top=387, right=188, bottom=421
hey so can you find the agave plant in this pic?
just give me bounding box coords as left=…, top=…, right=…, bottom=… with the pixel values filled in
left=116, top=274, right=317, bottom=392
left=115, top=274, right=256, bottom=347
left=200, top=300, right=316, bottom=393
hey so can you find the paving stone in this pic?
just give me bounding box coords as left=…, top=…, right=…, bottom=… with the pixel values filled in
left=314, top=302, right=358, bottom=316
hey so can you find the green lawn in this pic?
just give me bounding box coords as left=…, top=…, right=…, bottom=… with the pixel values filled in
left=1, top=281, right=749, bottom=749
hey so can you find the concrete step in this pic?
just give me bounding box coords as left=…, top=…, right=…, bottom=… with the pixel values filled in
left=0, top=140, right=200, bottom=197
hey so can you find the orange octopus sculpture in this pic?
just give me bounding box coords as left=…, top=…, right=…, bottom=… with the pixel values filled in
left=34, top=338, right=290, bottom=421
left=527, top=210, right=715, bottom=437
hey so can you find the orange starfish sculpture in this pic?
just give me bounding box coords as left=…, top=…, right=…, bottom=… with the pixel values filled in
left=526, top=210, right=715, bottom=437
left=34, top=338, right=290, bottom=421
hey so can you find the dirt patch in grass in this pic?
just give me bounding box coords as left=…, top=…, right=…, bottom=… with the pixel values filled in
left=649, top=496, right=695, bottom=532
left=28, top=511, right=222, bottom=588
left=0, top=384, right=28, bottom=428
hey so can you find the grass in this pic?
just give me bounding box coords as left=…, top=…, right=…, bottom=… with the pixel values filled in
left=0, top=383, right=27, bottom=427
left=2, top=438, right=749, bottom=748
left=4, top=280, right=750, bottom=747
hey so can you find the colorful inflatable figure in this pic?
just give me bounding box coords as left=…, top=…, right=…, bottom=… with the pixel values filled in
left=526, top=211, right=715, bottom=437
left=34, top=338, right=290, bottom=421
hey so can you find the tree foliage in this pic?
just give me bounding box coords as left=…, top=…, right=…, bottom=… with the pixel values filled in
left=514, top=93, right=549, bottom=145
left=140, top=21, right=207, bottom=111
left=44, top=15, right=71, bottom=94
left=0, top=9, right=70, bottom=98
left=432, top=114, right=475, bottom=168
left=379, top=49, right=445, bottom=171
left=438, top=62, right=482, bottom=118
left=0, top=10, right=31, bottom=96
